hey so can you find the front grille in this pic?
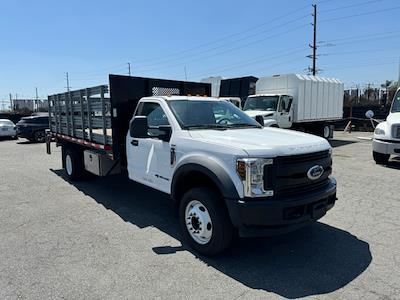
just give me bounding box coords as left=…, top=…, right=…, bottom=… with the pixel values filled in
left=392, top=124, right=400, bottom=139
left=274, top=150, right=330, bottom=164
left=264, top=150, right=332, bottom=198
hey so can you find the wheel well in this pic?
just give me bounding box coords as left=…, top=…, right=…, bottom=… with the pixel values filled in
left=172, top=171, right=222, bottom=205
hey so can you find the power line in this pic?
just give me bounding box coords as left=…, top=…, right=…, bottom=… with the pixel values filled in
left=135, top=24, right=309, bottom=74
left=320, top=5, right=400, bottom=23
left=132, top=3, right=313, bottom=66
left=319, top=0, right=382, bottom=13
left=188, top=46, right=308, bottom=79
left=134, top=15, right=310, bottom=70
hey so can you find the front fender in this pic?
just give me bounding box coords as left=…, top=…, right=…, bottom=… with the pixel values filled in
left=263, top=119, right=278, bottom=127
left=171, top=156, right=240, bottom=201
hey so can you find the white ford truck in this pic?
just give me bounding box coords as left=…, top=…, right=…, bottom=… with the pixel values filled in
left=46, top=75, right=337, bottom=256
left=372, top=88, right=400, bottom=164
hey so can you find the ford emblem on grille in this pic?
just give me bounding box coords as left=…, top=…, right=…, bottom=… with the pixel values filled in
left=307, top=165, right=324, bottom=180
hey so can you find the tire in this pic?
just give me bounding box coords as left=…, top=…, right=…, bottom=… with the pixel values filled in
left=322, top=124, right=331, bottom=139
left=34, top=131, right=46, bottom=143
left=373, top=151, right=390, bottom=165
left=179, top=187, right=234, bottom=256
left=63, top=148, right=84, bottom=180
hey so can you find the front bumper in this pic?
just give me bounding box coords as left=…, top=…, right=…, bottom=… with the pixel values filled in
left=225, top=177, right=337, bottom=237
left=0, top=129, right=16, bottom=137
left=16, top=128, right=33, bottom=139
left=373, top=138, right=400, bottom=155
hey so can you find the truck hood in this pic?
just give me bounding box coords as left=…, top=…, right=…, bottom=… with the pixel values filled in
left=244, top=110, right=275, bottom=118
left=189, top=127, right=330, bottom=157
left=387, top=112, right=400, bottom=125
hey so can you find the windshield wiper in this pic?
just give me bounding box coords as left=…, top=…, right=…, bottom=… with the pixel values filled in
left=185, top=124, right=228, bottom=130
left=226, top=123, right=262, bottom=128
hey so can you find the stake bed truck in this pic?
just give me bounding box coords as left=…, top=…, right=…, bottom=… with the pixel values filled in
left=46, top=75, right=337, bottom=256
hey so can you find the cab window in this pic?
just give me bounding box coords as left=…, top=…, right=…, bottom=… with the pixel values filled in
left=278, top=96, right=292, bottom=113
left=135, top=102, right=170, bottom=137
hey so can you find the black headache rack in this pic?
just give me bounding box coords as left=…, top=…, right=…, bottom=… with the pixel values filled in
left=48, top=75, right=211, bottom=162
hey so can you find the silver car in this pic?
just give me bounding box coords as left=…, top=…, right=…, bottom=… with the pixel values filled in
left=0, top=119, right=17, bottom=139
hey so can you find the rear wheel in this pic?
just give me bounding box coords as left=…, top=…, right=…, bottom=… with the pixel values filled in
left=373, top=151, right=390, bottom=164
left=323, top=125, right=331, bottom=139
left=63, top=148, right=84, bottom=180
left=179, top=187, right=233, bottom=256
left=34, top=131, right=45, bottom=143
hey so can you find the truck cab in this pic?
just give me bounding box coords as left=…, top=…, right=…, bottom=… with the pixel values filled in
left=372, top=88, right=400, bottom=164
left=126, top=95, right=336, bottom=255
left=243, top=94, right=293, bottom=128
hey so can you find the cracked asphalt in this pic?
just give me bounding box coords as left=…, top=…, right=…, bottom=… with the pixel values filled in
left=0, top=132, right=399, bottom=299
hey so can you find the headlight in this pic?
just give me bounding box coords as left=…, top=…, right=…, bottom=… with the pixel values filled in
left=236, top=158, right=273, bottom=197
left=374, top=128, right=385, bottom=135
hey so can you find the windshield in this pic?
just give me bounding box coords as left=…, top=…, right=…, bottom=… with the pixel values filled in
left=0, top=120, right=14, bottom=126
left=243, top=96, right=279, bottom=111
left=391, top=90, right=400, bottom=113
left=168, top=100, right=261, bottom=130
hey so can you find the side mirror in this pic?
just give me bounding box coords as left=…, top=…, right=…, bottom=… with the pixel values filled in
left=365, top=110, right=374, bottom=119
left=155, top=125, right=172, bottom=142
left=255, top=115, right=264, bottom=127
left=130, top=116, right=149, bottom=138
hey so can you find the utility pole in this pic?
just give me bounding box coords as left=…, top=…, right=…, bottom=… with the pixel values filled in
left=65, top=72, right=70, bottom=92
left=9, top=93, right=12, bottom=111
left=398, top=57, right=400, bottom=87
left=35, top=87, right=39, bottom=112
left=309, top=4, right=317, bottom=76
left=184, top=65, right=188, bottom=81
left=127, top=62, right=131, bottom=76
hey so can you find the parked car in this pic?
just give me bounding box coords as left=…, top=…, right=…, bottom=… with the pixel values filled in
left=16, top=115, right=49, bottom=142
left=0, top=119, right=17, bottom=139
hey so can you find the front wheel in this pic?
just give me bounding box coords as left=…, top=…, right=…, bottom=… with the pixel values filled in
left=373, top=151, right=390, bottom=164
left=34, top=131, right=46, bottom=143
left=179, top=188, right=234, bottom=256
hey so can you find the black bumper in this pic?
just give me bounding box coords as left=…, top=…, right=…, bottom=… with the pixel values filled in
left=16, top=128, right=34, bottom=139
left=225, top=177, right=337, bottom=238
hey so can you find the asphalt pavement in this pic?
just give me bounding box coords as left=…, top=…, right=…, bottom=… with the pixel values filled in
left=0, top=132, right=399, bottom=299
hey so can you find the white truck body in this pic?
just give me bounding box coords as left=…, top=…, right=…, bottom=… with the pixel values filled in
left=255, top=74, right=344, bottom=123
left=372, top=88, right=400, bottom=163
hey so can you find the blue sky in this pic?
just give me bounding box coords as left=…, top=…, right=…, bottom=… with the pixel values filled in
left=1, top=0, right=400, bottom=101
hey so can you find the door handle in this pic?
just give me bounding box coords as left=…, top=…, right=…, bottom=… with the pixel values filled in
left=131, top=139, right=139, bottom=146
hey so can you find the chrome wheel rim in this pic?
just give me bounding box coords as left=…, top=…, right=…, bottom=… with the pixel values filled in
left=66, top=155, right=73, bottom=176
left=185, top=200, right=213, bottom=245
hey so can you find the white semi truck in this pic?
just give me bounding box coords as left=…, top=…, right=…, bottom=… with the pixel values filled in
left=46, top=75, right=337, bottom=256
left=243, top=74, right=344, bottom=138
left=372, top=88, right=400, bottom=164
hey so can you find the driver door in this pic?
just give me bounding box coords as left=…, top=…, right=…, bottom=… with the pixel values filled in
left=277, top=95, right=293, bottom=128
left=126, top=101, right=172, bottom=193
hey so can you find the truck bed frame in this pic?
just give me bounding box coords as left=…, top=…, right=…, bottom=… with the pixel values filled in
left=48, top=75, right=211, bottom=163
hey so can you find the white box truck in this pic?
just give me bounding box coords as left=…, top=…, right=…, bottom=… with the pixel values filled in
left=243, top=74, right=344, bottom=138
